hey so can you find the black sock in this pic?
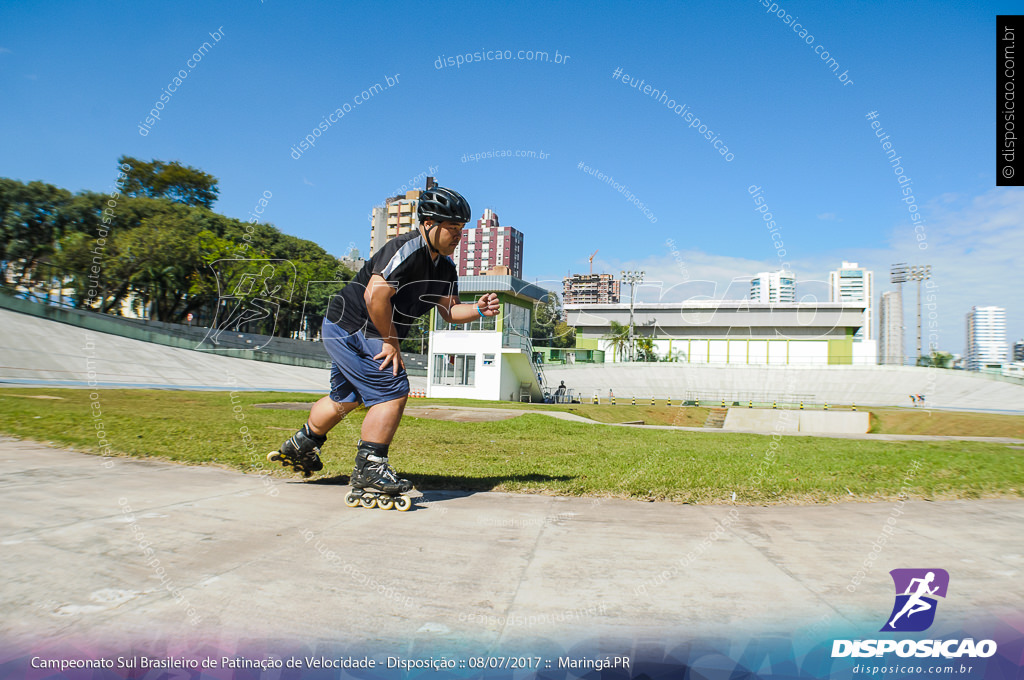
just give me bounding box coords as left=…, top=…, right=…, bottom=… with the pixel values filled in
left=357, top=440, right=389, bottom=460
left=302, top=422, right=327, bottom=446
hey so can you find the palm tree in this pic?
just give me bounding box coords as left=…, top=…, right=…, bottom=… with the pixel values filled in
left=635, top=337, right=657, bottom=362
left=603, top=320, right=631, bottom=362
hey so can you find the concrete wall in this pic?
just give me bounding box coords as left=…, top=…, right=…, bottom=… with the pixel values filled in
left=543, top=362, right=1024, bottom=411
left=601, top=336, right=874, bottom=366
left=723, top=409, right=869, bottom=434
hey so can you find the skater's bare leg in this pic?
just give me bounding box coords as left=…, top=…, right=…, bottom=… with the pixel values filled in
left=307, top=395, right=360, bottom=435
left=360, top=395, right=408, bottom=444
left=347, top=395, right=412, bottom=503
left=269, top=396, right=355, bottom=476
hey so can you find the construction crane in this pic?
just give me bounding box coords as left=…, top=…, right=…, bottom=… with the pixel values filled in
left=588, top=249, right=599, bottom=274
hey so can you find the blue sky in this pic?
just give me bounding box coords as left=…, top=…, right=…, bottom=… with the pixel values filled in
left=1, top=0, right=1021, bottom=355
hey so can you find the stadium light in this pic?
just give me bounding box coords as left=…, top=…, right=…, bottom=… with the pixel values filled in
left=620, top=270, right=645, bottom=362
left=908, top=265, right=932, bottom=364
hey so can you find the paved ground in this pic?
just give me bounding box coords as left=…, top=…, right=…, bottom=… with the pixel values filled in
left=2, top=437, right=1022, bottom=653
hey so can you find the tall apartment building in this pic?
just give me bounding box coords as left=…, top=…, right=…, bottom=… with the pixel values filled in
left=1015, top=339, right=1024, bottom=362
left=452, top=208, right=524, bottom=277
left=750, top=270, right=796, bottom=303
left=829, top=261, right=874, bottom=340
left=563, top=273, right=621, bottom=305
left=878, top=290, right=904, bottom=365
left=369, top=190, right=422, bottom=257
left=965, top=306, right=1008, bottom=370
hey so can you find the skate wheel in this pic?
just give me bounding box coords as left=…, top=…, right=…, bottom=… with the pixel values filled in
left=394, top=495, right=412, bottom=512
left=268, top=451, right=282, bottom=462
left=344, top=493, right=360, bottom=508
left=360, top=496, right=377, bottom=509
left=377, top=496, right=394, bottom=510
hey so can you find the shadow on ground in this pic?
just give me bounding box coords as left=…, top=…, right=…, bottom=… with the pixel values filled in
left=302, top=472, right=575, bottom=492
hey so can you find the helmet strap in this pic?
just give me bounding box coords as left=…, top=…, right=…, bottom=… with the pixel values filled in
left=423, top=221, right=442, bottom=258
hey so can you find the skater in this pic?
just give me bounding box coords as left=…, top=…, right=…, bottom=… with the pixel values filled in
left=555, top=380, right=567, bottom=403
left=269, top=185, right=500, bottom=510
left=909, top=394, right=917, bottom=407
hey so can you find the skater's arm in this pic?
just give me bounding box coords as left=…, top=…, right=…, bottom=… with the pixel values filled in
left=364, top=275, right=405, bottom=375
left=437, top=292, right=500, bottom=324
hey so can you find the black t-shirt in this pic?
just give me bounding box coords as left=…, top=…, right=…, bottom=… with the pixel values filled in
left=326, top=230, right=459, bottom=340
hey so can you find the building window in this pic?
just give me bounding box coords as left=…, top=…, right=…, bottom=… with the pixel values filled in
left=432, top=354, right=475, bottom=386
left=502, top=302, right=532, bottom=349
left=434, top=308, right=496, bottom=331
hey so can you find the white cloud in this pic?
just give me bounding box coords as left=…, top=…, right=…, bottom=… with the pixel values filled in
left=538, top=187, right=1024, bottom=357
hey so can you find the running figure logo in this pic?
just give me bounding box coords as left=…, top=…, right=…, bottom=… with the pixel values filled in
left=881, top=568, right=949, bottom=632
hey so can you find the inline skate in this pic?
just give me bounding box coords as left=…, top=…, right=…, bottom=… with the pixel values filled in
left=267, top=423, right=325, bottom=477
left=344, top=441, right=413, bottom=511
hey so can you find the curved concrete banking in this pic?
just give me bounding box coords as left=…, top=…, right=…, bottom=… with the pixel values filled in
left=0, top=308, right=428, bottom=392
left=544, top=363, right=1024, bottom=412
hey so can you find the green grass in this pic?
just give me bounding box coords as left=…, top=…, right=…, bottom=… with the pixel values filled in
left=408, top=397, right=711, bottom=427
left=866, top=407, right=1024, bottom=438
left=418, top=398, right=1024, bottom=434
left=2, top=388, right=1022, bottom=504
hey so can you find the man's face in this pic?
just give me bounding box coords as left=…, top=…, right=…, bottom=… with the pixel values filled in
left=429, top=220, right=465, bottom=256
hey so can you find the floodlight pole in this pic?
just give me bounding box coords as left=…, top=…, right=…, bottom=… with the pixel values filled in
left=908, top=264, right=932, bottom=365
left=620, top=270, right=645, bottom=362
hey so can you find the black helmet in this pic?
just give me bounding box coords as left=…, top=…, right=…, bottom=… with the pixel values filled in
left=417, top=186, right=471, bottom=225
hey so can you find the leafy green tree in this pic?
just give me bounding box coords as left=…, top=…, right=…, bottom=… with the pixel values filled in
left=531, top=291, right=575, bottom=348
left=552, top=320, right=576, bottom=348
left=118, top=156, right=219, bottom=208
left=400, top=312, right=431, bottom=354
left=919, top=350, right=953, bottom=368
left=3, top=162, right=357, bottom=339
left=635, top=337, right=657, bottom=362
left=603, top=320, right=631, bottom=362
left=0, top=179, right=73, bottom=289
left=115, top=215, right=206, bottom=320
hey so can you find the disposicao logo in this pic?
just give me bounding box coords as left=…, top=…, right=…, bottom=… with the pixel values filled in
left=881, top=568, right=949, bottom=632
left=831, top=569, right=997, bottom=659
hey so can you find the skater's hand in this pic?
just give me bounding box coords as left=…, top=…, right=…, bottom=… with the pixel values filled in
left=477, top=293, right=500, bottom=317
left=375, top=340, right=405, bottom=376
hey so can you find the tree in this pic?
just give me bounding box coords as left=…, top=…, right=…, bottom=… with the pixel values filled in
left=602, top=321, right=631, bottom=362
left=635, top=337, right=657, bottom=362
left=118, top=156, right=219, bottom=208
left=531, top=291, right=575, bottom=348
left=400, top=312, right=431, bottom=354
left=115, top=215, right=206, bottom=321
left=0, top=180, right=73, bottom=289
left=552, top=320, right=576, bottom=349
left=919, top=350, right=953, bottom=368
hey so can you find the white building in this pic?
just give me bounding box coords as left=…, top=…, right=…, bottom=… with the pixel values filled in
left=427, top=275, right=549, bottom=401
left=566, top=300, right=876, bottom=365
left=750, top=270, right=795, bottom=303
left=965, top=306, right=1008, bottom=371
left=830, top=261, right=874, bottom=341
left=878, top=290, right=904, bottom=365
